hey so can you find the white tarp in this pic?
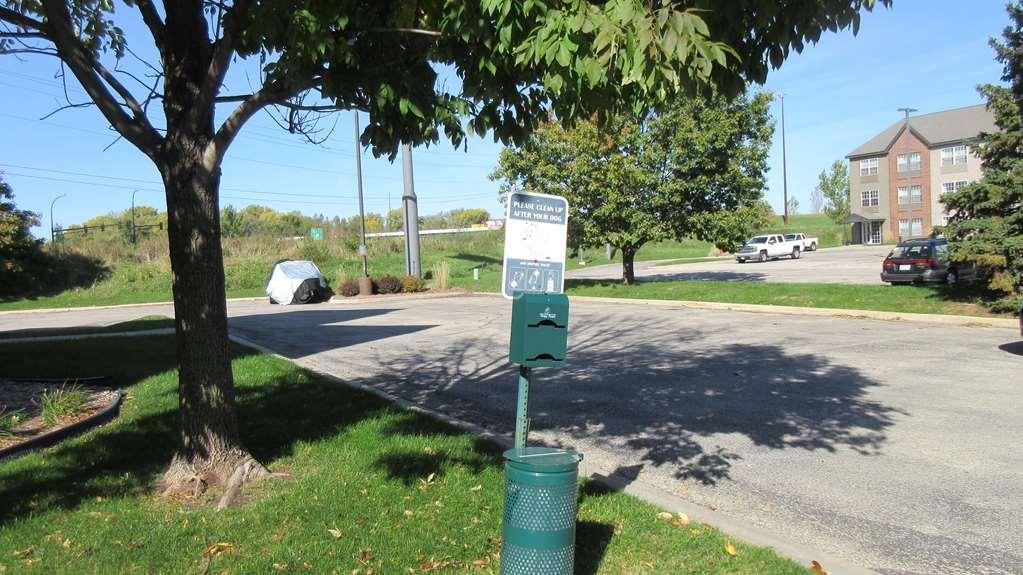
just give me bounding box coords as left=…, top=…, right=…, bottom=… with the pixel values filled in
left=266, top=260, right=327, bottom=305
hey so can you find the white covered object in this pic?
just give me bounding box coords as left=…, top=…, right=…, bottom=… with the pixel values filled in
left=266, top=260, right=327, bottom=305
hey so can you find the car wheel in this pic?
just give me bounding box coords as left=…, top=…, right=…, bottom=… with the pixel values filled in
left=810, top=242, right=817, bottom=251
left=737, top=258, right=746, bottom=264
left=758, top=251, right=767, bottom=263
left=792, top=247, right=801, bottom=259
left=945, top=270, right=958, bottom=286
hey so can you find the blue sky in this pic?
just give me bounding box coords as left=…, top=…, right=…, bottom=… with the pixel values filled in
left=0, top=0, right=1010, bottom=238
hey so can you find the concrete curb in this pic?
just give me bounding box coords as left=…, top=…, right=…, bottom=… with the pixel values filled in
left=565, top=294, right=1018, bottom=329
left=0, top=296, right=263, bottom=316
left=228, top=332, right=879, bottom=575
left=0, top=328, right=176, bottom=344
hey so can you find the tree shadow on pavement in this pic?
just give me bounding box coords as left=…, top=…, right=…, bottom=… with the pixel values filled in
left=340, top=309, right=904, bottom=486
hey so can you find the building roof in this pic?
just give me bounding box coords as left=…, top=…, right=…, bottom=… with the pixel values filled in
left=847, top=104, right=997, bottom=159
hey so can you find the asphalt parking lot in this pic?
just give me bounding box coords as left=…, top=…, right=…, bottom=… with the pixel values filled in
left=3, top=294, right=1020, bottom=574
left=567, top=245, right=892, bottom=284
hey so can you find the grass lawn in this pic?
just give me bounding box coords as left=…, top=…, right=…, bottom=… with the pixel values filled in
left=566, top=279, right=998, bottom=317
left=0, top=315, right=174, bottom=340
left=0, top=336, right=807, bottom=574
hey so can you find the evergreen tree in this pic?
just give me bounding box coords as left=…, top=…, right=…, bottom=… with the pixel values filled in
left=943, top=2, right=1023, bottom=309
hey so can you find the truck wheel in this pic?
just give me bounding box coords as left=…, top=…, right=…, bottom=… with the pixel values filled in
left=758, top=251, right=767, bottom=263
left=945, top=270, right=958, bottom=285
left=810, top=242, right=817, bottom=251
left=792, top=247, right=801, bottom=259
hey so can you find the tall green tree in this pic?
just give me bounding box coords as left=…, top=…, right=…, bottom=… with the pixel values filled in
left=493, top=92, right=775, bottom=283
left=817, top=160, right=851, bottom=225
left=0, top=0, right=888, bottom=498
left=943, top=2, right=1023, bottom=307
left=0, top=176, right=43, bottom=296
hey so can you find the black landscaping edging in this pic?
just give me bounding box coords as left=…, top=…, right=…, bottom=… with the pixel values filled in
left=0, top=388, right=125, bottom=463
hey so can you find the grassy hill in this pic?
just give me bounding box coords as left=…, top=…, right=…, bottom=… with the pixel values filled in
left=1, top=214, right=849, bottom=311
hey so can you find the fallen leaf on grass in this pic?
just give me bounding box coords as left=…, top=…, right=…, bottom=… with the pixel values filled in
left=656, top=512, right=674, bottom=522
left=272, top=563, right=288, bottom=571
left=355, top=548, right=372, bottom=564
left=327, top=527, right=343, bottom=539
left=810, top=560, right=829, bottom=574
left=203, top=542, right=235, bottom=556
left=470, top=485, right=482, bottom=492
left=11, top=547, right=33, bottom=559
left=724, top=543, right=738, bottom=556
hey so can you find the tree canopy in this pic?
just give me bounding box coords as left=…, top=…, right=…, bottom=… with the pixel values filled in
left=492, top=92, right=775, bottom=283
left=0, top=175, right=43, bottom=296
left=943, top=2, right=1023, bottom=309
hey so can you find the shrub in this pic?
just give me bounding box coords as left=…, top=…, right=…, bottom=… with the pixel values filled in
left=339, top=280, right=360, bottom=297
left=0, top=407, right=22, bottom=437
left=402, top=275, right=426, bottom=293
left=431, top=260, right=450, bottom=290
left=375, top=274, right=403, bottom=294
left=38, top=384, right=90, bottom=426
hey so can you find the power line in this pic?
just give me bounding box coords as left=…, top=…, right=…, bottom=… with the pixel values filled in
left=0, top=69, right=503, bottom=165
left=2, top=166, right=498, bottom=202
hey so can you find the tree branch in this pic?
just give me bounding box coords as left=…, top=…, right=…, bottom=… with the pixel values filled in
left=0, top=31, right=46, bottom=39
left=0, top=6, right=45, bottom=31
left=39, top=0, right=162, bottom=159
left=368, top=27, right=442, bottom=37
left=197, top=0, right=250, bottom=115
left=135, top=0, right=166, bottom=50
left=206, top=80, right=298, bottom=168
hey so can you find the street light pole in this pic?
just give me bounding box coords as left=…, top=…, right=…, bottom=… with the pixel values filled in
left=401, top=143, right=421, bottom=278
left=130, top=189, right=139, bottom=245
left=780, top=92, right=789, bottom=225
left=897, top=107, right=917, bottom=240
left=50, top=193, right=67, bottom=244
left=353, top=111, right=373, bottom=295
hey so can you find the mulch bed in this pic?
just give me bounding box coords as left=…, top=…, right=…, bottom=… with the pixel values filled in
left=0, top=379, right=120, bottom=452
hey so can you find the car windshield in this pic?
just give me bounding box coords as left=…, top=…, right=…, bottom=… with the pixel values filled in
left=747, top=237, right=768, bottom=244
left=890, top=244, right=933, bottom=259
left=784, top=234, right=797, bottom=240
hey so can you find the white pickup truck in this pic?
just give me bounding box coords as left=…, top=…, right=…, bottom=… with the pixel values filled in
left=784, top=233, right=819, bottom=252
left=735, top=234, right=804, bottom=263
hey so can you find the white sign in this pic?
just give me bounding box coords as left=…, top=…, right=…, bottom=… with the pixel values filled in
left=502, top=191, right=569, bottom=299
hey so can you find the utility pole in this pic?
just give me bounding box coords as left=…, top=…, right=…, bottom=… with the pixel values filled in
left=780, top=92, right=789, bottom=225
left=897, top=107, right=917, bottom=240
left=401, top=143, right=421, bottom=278
left=130, top=189, right=139, bottom=245
left=354, top=112, right=373, bottom=295
left=50, top=193, right=67, bottom=244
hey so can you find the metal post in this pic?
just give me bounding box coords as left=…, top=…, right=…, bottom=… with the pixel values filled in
left=50, top=193, right=67, bottom=244
left=780, top=93, right=789, bottom=225
left=897, top=107, right=917, bottom=240
left=401, top=143, right=421, bottom=278
left=514, top=366, right=531, bottom=449
left=354, top=112, right=373, bottom=295
left=130, top=189, right=139, bottom=245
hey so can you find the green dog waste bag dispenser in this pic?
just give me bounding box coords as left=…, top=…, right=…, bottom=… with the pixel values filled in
left=501, top=292, right=582, bottom=575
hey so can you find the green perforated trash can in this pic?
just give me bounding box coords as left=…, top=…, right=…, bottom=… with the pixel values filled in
left=500, top=447, right=583, bottom=575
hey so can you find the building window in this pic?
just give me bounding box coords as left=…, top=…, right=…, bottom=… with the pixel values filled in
left=899, top=218, right=924, bottom=238
left=897, top=152, right=921, bottom=172
left=861, top=189, right=879, bottom=207
left=942, top=180, right=969, bottom=195
left=897, top=186, right=922, bottom=204
left=941, top=145, right=968, bottom=166
left=859, top=157, right=879, bottom=176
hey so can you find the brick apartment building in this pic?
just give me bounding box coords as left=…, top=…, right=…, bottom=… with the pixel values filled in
left=844, top=104, right=996, bottom=244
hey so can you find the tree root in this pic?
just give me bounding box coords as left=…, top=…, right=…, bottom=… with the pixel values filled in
left=160, top=453, right=279, bottom=509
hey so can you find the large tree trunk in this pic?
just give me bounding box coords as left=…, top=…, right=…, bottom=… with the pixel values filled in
left=158, top=138, right=268, bottom=498
left=621, top=245, right=638, bottom=285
